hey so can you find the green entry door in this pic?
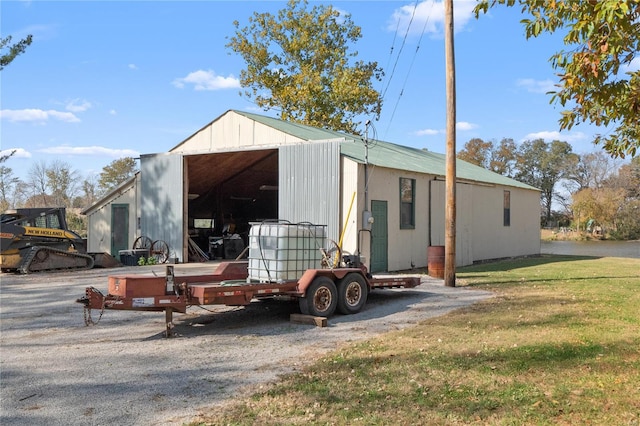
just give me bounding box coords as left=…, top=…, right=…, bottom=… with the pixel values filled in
left=370, top=200, right=388, bottom=273
left=111, top=204, right=129, bottom=257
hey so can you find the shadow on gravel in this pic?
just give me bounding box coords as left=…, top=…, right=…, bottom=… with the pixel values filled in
left=133, top=288, right=440, bottom=340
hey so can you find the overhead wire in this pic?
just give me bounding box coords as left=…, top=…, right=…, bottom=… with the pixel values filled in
left=382, top=0, right=435, bottom=139
left=379, top=1, right=419, bottom=102
left=378, top=9, right=403, bottom=99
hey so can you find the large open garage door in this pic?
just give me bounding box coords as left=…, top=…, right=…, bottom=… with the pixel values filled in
left=182, top=142, right=339, bottom=261
left=184, top=149, right=279, bottom=260
left=140, top=153, right=185, bottom=262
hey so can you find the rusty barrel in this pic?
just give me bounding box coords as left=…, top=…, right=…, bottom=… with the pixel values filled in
left=427, top=246, right=445, bottom=279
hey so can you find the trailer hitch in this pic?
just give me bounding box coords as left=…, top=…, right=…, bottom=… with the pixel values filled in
left=76, top=286, right=110, bottom=325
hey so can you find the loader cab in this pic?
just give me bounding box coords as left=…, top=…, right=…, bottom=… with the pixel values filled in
left=1, top=208, right=69, bottom=230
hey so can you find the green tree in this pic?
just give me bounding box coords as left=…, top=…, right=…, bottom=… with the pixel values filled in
left=457, top=138, right=493, bottom=168
left=46, top=160, right=79, bottom=207
left=489, top=138, right=518, bottom=177
left=226, top=0, right=383, bottom=134
left=25, top=160, right=80, bottom=208
left=0, top=150, right=18, bottom=210
left=564, top=151, right=619, bottom=197
left=475, top=1, right=640, bottom=158
left=0, top=165, right=21, bottom=211
left=457, top=138, right=518, bottom=178
left=611, top=156, right=640, bottom=199
left=27, top=161, right=50, bottom=206
left=572, top=187, right=626, bottom=235
left=74, top=175, right=100, bottom=209
left=98, top=157, right=138, bottom=194
left=66, top=210, right=87, bottom=238
left=515, top=139, right=577, bottom=224
left=1, top=35, right=33, bottom=70
left=602, top=156, right=640, bottom=238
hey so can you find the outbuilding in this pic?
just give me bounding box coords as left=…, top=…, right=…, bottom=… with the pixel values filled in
left=83, top=109, right=540, bottom=272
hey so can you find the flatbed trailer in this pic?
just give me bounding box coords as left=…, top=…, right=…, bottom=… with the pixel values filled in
left=78, top=260, right=421, bottom=337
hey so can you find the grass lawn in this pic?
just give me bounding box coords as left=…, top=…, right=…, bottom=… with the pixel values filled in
left=191, top=255, right=640, bottom=425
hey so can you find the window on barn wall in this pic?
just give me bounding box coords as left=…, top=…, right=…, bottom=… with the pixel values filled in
left=400, top=177, right=415, bottom=229
left=504, top=190, right=511, bottom=226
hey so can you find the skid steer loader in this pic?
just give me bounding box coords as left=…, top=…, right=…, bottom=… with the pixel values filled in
left=1, top=207, right=104, bottom=273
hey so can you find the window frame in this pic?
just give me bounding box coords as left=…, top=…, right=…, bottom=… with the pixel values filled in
left=399, top=177, right=416, bottom=229
left=503, top=190, right=511, bottom=227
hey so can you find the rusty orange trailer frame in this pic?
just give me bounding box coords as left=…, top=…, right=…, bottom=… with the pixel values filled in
left=78, top=260, right=421, bottom=337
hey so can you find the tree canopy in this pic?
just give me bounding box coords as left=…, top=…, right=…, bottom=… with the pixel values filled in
left=226, top=0, right=383, bottom=134
left=1, top=35, right=33, bottom=70
left=516, top=139, right=577, bottom=224
left=98, top=157, right=138, bottom=194
left=475, top=0, right=640, bottom=158
left=457, top=137, right=518, bottom=177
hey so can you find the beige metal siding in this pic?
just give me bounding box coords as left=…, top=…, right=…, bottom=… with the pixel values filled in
left=364, top=166, right=432, bottom=272
left=431, top=180, right=541, bottom=266
left=85, top=178, right=140, bottom=254
left=340, top=158, right=361, bottom=257
left=472, top=185, right=541, bottom=260
left=430, top=182, right=473, bottom=266
left=172, top=111, right=307, bottom=153
left=278, top=141, right=341, bottom=242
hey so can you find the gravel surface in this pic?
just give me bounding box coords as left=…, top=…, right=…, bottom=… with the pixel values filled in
left=0, top=263, right=493, bottom=425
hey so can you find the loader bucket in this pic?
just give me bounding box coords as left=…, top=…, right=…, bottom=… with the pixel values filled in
left=89, top=252, right=122, bottom=268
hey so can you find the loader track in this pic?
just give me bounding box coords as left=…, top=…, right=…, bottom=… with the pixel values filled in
left=18, top=246, right=94, bottom=274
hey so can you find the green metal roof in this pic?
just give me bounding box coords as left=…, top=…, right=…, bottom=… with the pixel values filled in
left=233, top=110, right=539, bottom=191
left=233, top=110, right=350, bottom=141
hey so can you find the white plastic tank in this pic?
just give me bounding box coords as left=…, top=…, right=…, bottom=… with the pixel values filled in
left=247, top=221, right=326, bottom=282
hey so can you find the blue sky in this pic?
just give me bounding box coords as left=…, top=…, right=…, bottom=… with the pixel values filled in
left=2, top=0, right=637, bottom=184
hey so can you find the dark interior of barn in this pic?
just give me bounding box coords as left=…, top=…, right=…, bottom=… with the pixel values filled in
left=185, top=149, right=279, bottom=260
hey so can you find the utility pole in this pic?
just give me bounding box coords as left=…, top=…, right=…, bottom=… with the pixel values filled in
left=444, top=0, right=456, bottom=287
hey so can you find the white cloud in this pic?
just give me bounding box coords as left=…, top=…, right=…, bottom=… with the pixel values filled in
left=1, top=148, right=31, bottom=159
left=456, top=121, right=478, bottom=131
left=37, top=146, right=139, bottom=157
left=523, top=130, right=586, bottom=143
left=0, top=108, right=80, bottom=123
left=415, top=120, right=477, bottom=135
left=65, top=98, right=92, bottom=112
left=109, top=109, right=117, bottom=115
left=415, top=128, right=441, bottom=136
left=172, top=70, right=241, bottom=91
left=517, top=78, right=557, bottom=94
left=389, top=0, right=477, bottom=36
left=128, top=63, right=138, bottom=70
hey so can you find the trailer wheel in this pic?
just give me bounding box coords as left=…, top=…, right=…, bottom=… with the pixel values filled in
left=337, top=273, right=368, bottom=314
left=299, top=276, right=337, bottom=317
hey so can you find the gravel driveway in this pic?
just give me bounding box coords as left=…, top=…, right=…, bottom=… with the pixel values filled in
left=0, top=263, right=493, bottom=425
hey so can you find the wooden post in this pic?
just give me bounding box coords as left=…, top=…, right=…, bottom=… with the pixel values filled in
left=444, top=0, right=456, bottom=287
left=165, top=308, right=174, bottom=338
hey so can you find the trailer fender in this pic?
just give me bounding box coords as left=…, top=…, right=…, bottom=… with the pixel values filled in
left=296, top=268, right=362, bottom=295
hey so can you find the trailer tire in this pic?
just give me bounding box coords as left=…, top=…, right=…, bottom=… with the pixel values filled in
left=298, top=276, right=337, bottom=317
left=337, top=273, right=368, bottom=314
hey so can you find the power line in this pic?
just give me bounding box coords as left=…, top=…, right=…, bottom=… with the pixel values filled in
left=378, top=9, right=402, bottom=97
left=380, top=1, right=419, bottom=102
left=383, top=1, right=435, bottom=139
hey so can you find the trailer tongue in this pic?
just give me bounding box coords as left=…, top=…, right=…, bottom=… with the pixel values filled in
left=77, top=222, right=422, bottom=337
